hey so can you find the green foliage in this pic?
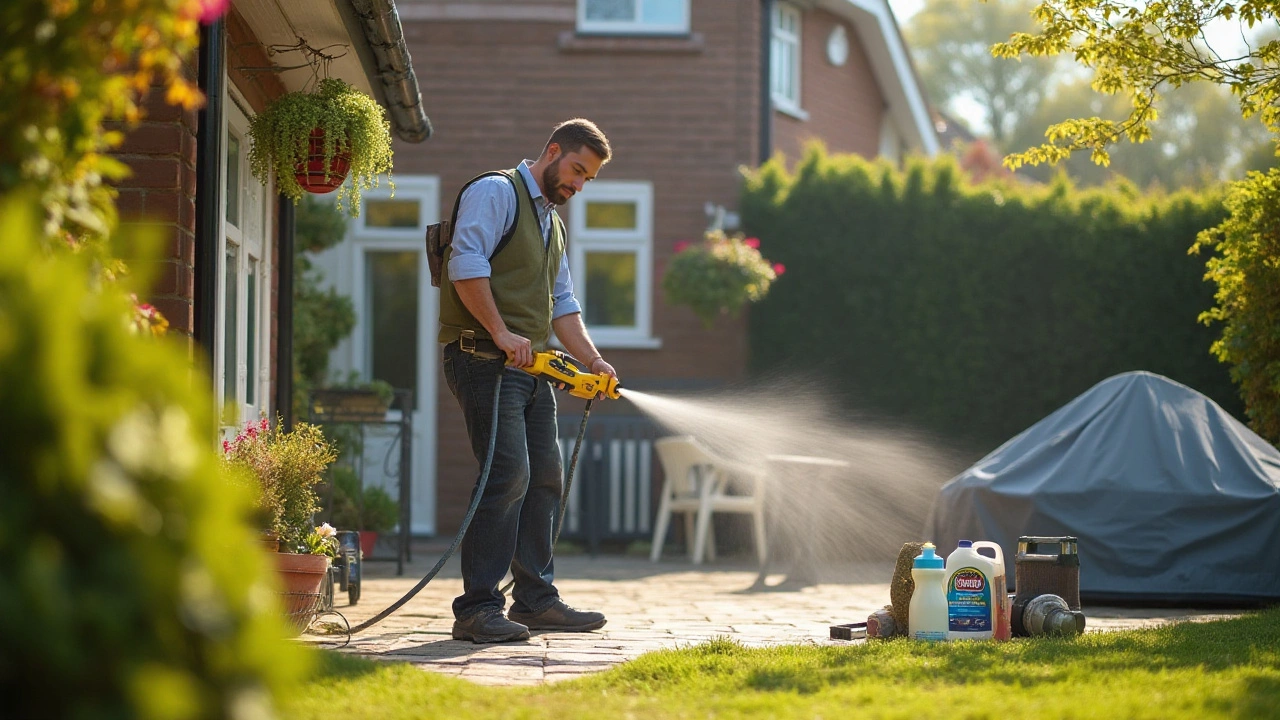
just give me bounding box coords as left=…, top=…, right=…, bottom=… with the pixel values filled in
left=248, top=78, right=394, bottom=215
left=0, top=0, right=204, bottom=240
left=742, top=147, right=1238, bottom=448
left=293, top=196, right=357, bottom=419
left=905, top=0, right=1061, bottom=147
left=287, top=608, right=1280, bottom=719
left=301, top=524, right=339, bottom=558
left=0, top=196, right=305, bottom=717
left=327, top=466, right=399, bottom=533
left=662, top=230, right=780, bottom=327
left=222, top=418, right=338, bottom=551
left=995, top=0, right=1280, bottom=170
left=1192, top=168, right=1280, bottom=443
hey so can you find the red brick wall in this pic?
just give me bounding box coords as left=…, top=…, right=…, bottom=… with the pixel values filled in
left=397, top=1, right=764, bottom=533
left=112, top=80, right=200, bottom=338
left=772, top=8, right=886, bottom=162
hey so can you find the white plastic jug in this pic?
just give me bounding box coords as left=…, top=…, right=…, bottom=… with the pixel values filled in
left=908, top=543, right=949, bottom=642
left=945, top=540, right=1011, bottom=641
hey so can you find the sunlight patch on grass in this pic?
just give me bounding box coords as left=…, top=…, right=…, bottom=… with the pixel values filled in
left=285, top=608, right=1280, bottom=719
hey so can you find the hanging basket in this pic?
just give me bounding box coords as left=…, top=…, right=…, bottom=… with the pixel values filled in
left=293, top=128, right=351, bottom=194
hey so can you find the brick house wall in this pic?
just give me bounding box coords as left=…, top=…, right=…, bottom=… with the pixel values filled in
left=772, top=7, right=887, bottom=162
left=397, top=0, right=767, bottom=532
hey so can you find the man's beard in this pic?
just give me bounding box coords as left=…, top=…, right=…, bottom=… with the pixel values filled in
left=541, top=163, right=573, bottom=204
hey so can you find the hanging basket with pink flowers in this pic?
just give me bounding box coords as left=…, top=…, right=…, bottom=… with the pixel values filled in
left=662, top=230, right=784, bottom=327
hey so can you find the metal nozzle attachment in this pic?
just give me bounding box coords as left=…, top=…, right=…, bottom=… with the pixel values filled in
left=1022, top=594, right=1085, bottom=637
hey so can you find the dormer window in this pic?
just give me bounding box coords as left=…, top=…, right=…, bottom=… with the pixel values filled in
left=578, top=0, right=690, bottom=35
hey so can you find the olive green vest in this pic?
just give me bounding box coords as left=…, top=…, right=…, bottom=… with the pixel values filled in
left=438, top=169, right=565, bottom=351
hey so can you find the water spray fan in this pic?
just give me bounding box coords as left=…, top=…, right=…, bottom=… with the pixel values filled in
left=520, top=350, right=621, bottom=399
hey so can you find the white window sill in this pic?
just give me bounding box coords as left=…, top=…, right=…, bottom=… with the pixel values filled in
left=773, top=100, right=810, bottom=121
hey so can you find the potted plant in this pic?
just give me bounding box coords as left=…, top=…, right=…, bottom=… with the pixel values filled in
left=310, top=376, right=395, bottom=422
left=662, top=230, right=785, bottom=327
left=327, top=465, right=399, bottom=558
left=247, top=77, right=394, bottom=216
left=222, top=418, right=339, bottom=632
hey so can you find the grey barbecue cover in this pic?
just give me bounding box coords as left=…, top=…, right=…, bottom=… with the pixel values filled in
left=925, top=371, right=1280, bottom=602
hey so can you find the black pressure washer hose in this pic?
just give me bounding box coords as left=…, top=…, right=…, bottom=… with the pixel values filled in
left=347, top=373, right=594, bottom=635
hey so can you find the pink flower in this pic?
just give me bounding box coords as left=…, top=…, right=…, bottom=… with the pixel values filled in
left=246, top=426, right=257, bottom=438
left=674, top=241, right=691, bottom=253
left=222, top=440, right=230, bottom=453
left=260, top=417, right=269, bottom=432
left=743, top=237, right=761, bottom=249
left=189, top=0, right=231, bottom=23
left=772, top=263, right=786, bottom=276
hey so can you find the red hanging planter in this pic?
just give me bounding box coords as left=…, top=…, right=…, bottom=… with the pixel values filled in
left=293, top=128, right=351, bottom=194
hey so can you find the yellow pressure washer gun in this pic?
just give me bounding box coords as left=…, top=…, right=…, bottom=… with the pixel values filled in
left=520, top=350, right=621, bottom=400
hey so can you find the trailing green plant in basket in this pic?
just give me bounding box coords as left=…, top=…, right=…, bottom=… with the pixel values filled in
left=247, top=78, right=394, bottom=216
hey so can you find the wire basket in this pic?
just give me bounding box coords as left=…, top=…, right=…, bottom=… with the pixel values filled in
left=280, top=591, right=327, bottom=634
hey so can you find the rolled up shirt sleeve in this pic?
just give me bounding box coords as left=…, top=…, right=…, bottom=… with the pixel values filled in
left=551, top=252, right=582, bottom=319
left=447, top=176, right=516, bottom=282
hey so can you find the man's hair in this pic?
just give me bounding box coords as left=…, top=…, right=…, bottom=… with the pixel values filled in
left=545, top=118, right=611, bottom=163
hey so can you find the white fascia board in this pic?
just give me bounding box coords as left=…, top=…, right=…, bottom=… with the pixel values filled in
left=819, top=0, right=939, bottom=156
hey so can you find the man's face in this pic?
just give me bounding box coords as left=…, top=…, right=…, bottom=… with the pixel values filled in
left=540, top=144, right=604, bottom=205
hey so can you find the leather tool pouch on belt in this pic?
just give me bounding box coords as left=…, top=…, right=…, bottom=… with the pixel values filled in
left=425, top=170, right=522, bottom=287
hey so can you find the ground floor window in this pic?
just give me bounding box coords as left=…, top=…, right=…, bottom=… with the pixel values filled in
left=217, top=90, right=271, bottom=428
left=568, top=180, right=658, bottom=348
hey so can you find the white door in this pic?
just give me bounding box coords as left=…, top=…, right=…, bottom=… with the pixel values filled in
left=315, top=176, right=440, bottom=535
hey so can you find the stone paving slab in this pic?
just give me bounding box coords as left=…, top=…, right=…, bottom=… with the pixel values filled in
left=302, top=547, right=1245, bottom=686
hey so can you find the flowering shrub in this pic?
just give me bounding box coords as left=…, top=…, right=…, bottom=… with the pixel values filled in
left=222, top=418, right=338, bottom=552
left=662, top=230, right=784, bottom=327
left=302, top=523, right=339, bottom=558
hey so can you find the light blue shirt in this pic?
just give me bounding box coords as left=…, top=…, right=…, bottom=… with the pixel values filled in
left=447, top=160, right=581, bottom=319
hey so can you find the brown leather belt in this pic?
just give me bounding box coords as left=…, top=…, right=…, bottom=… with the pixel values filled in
left=452, top=330, right=503, bottom=360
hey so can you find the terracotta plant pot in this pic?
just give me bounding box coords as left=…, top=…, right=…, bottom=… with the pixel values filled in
left=274, top=552, right=330, bottom=633
left=293, top=128, right=351, bottom=194
left=359, top=530, right=378, bottom=559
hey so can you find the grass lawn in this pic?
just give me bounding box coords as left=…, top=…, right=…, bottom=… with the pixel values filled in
left=285, top=607, right=1280, bottom=719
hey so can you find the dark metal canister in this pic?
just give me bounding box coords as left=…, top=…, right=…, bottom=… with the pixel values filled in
left=1012, top=536, right=1081, bottom=636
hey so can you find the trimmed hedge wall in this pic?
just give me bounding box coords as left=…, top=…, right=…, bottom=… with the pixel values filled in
left=742, top=148, right=1239, bottom=449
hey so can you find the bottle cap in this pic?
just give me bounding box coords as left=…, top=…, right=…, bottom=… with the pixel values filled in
left=957, top=540, right=973, bottom=548
left=913, top=543, right=944, bottom=569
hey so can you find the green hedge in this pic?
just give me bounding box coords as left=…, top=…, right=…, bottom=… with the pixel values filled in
left=742, top=148, right=1238, bottom=449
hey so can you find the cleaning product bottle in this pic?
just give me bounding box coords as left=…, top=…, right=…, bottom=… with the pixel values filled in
left=945, top=540, right=1010, bottom=641
left=908, top=543, right=949, bottom=642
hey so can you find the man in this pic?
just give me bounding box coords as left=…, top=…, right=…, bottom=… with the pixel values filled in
left=438, top=118, right=619, bottom=643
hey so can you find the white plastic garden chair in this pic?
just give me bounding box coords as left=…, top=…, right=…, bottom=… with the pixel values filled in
left=650, top=435, right=767, bottom=565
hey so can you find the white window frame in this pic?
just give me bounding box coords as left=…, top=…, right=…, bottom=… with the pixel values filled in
left=567, top=180, right=660, bottom=349
left=217, top=85, right=272, bottom=430
left=576, top=0, right=690, bottom=35
left=771, top=2, right=807, bottom=119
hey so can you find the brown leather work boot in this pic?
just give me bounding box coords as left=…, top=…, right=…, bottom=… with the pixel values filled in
left=451, top=608, right=530, bottom=643
left=508, top=600, right=606, bottom=632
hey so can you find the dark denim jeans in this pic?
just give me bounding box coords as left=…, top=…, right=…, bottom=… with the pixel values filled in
left=442, top=342, right=563, bottom=620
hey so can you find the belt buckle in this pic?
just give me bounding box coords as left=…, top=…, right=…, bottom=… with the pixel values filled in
left=459, top=330, right=476, bottom=354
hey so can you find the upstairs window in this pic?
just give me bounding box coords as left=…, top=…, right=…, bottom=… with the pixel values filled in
left=771, top=3, right=803, bottom=114
left=578, top=0, right=690, bottom=35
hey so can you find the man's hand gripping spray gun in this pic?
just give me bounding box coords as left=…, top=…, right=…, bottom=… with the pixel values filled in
left=515, top=350, right=622, bottom=400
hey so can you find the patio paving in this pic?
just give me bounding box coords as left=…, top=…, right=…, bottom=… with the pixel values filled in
left=302, top=542, right=1245, bottom=686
